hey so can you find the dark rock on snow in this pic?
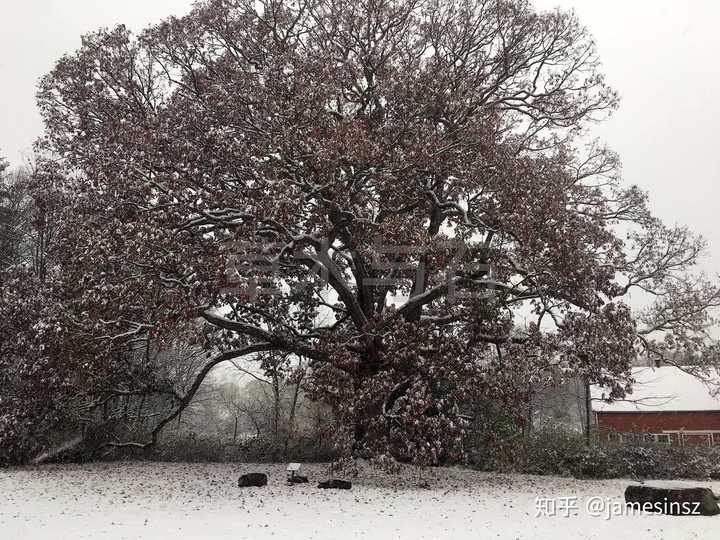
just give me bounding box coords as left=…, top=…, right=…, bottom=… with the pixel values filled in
left=625, top=485, right=720, bottom=516
left=289, top=475, right=309, bottom=484
left=318, top=479, right=352, bottom=490
left=238, top=473, right=268, bottom=487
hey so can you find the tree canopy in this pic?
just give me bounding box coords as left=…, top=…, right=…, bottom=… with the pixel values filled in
left=1, top=0, right=718, bottom=465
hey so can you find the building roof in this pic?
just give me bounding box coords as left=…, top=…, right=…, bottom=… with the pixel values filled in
left=591, top=366, right=720, bottom=413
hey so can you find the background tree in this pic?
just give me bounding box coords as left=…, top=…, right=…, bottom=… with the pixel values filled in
left=0, top=160, right=29, bottom=269
left=3, top=0, right=718, bottom=465
left=219, top=353, right=316, bottom=458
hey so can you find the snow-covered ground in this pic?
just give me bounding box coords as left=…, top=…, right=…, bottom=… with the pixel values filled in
left=0, top=462, right=716, bottom=539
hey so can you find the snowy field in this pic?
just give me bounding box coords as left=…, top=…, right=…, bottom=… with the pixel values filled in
left=1, top=462, right=717, bottom=539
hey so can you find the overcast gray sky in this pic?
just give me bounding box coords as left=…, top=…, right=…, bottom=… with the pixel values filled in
left=2, top=0, right=719, bottom=275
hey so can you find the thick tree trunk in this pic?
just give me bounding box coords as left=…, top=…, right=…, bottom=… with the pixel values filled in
left=272, top=371, right=281, bottom=459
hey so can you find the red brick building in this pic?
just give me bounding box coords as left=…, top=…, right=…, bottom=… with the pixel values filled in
left=592, top=367, right=720, bottom=446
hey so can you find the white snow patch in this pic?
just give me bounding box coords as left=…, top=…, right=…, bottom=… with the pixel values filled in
left=31, top=436, right=84, bottom=465
left=0, top=462, right=716, bottom=539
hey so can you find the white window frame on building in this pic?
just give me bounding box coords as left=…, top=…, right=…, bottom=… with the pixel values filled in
left=661, top=430, right=720, bottom=446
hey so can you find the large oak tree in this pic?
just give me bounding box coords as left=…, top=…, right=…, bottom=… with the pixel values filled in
left=2, top=0, right=718, bottom=464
